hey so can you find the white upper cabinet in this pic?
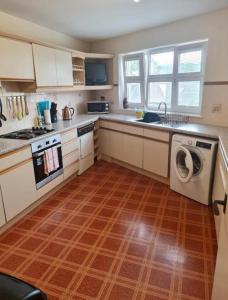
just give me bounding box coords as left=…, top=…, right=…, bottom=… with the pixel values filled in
left=0, top=37, right=35, bottom=80
left=55, top=49, right=73, bottom=86
left=33, top=44, right=57, bottom=86
left=33, top=44, right=73, bottom=87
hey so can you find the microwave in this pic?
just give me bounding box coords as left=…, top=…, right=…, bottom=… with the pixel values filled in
left=87, top=101, right=110, bottom=114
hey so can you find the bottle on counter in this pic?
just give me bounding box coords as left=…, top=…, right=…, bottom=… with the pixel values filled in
left=123, top=97, right=128, bottom=109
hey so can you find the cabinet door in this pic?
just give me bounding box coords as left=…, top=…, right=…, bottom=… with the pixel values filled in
left=100, top=129, right=110, bottom=156
left=212, top=156, right=226, bottom=240
left=55, top=49, right=73, bottom=86
left=123, top=134, right=143, bottom=168
left=33, top=44, right=57, bottom=87
left=212, top=195, right=228, bottom=300
left=0, top=187, right=6, bottom=227
left=0, top=37, right=34, bottom=80
left=110, top=131, right=124, bottom=161
left=143, top=139, right=169, bottom=177
left=0, top=161, right=37, bottom=221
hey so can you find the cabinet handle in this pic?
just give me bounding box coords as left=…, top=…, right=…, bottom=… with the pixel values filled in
left=213, top=194, right=227, bottom=216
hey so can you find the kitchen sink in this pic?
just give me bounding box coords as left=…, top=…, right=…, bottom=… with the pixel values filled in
left=135, top=119, right=162, bottom=124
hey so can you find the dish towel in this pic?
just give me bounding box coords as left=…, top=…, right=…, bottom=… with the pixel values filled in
left=52, top=146, right=60, bottom=170
left=44, top=148, right=55, bottom=175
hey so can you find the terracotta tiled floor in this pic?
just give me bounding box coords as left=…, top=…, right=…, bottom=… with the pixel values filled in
left=0, top=161, right=217, bottom=300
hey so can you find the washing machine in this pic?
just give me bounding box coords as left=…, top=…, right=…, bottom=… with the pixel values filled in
left=170, top=134, right=218, bottom=205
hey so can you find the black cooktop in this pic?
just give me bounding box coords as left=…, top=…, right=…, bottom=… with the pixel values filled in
left=0, top=127, right=55, bottom=140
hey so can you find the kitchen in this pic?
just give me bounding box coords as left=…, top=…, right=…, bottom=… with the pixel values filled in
left=0, top=1, right=228, bottom=299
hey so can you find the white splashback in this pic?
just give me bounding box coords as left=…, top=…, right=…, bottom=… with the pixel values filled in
left=0, top=91, right=90, bottom=135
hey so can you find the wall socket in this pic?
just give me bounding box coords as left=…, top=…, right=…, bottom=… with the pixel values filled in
left=212, top=104, right=222, bottom=113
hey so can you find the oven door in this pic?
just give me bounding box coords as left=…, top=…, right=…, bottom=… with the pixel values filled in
left=32, top=144, right=63, bottom=189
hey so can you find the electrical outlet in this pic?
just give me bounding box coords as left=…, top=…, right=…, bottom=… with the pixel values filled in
left=212, top=104, right=222, bottom=113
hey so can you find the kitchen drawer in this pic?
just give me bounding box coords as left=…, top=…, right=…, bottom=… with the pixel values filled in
left=61, top=128, right=77, bottom=144
left=63, top=150, right=79, bottom=168
left=100, top=121, right=143, bottom=136
left=64, top=161, right=79, bottom=180
left=100, top=120, right=122, bottom=131
left=37, top=174, right=63, bottom=199
left=143, top=128, right=170, bottom=142
left=121, top=124, right=143, bottom=136
left=100, top=120, right=112, bottom=129
left=62, top=139, right=79, bottom=156
left=0, top=147, right=32, bottom=173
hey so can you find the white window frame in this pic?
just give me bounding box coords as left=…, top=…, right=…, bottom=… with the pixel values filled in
left=121, top=53, right=145, bottom=108
left=147, top=46, right=175, bottom=110
left=120, top=40, right=207, bottom=115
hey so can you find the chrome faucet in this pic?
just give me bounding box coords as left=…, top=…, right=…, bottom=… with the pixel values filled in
left=158, top=101, right=167, bottom=121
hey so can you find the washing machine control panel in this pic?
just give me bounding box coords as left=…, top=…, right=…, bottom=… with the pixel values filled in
left=196, top=141, right=212, bottom=149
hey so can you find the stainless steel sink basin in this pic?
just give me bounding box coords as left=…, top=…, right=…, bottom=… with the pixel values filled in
left=135, top=119, right=162, bottom=124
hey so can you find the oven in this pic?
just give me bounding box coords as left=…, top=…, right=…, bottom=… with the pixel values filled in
left=31, top=134, right=63, bottom=189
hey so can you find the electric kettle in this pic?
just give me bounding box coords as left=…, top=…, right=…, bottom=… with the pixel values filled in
left=62, top=106, right=75, bottom=120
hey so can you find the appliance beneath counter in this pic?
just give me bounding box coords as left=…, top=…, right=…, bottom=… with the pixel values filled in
left=77, top=122, right=95, bottom=175
left=31, top=134, right=63, bottom=189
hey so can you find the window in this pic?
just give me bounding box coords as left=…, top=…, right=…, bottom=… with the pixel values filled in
left=122, top=54, right=145, bottom=107
left=120, top=41, right=207, bottom=114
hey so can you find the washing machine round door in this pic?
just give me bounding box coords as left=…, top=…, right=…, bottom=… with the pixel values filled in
left=175, top=146, right=194, bottom=183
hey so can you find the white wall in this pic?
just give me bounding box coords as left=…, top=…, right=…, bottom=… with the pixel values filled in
left=0, top=11, right=90, bottom=51
left=91, top=8, right=228, bottom=127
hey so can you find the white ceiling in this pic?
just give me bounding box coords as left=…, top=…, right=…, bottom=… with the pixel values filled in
left=0, top=0, right=228, bottom=41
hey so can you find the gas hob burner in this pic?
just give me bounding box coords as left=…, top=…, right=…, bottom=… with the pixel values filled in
left=0, top=127, right=55, bottom=140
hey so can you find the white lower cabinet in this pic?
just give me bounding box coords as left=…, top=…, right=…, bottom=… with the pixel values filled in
left=143, top=139, right=169, bottom=177
left=123, top=133, right=143, bottom=168
left=212, top=149, right=227, bottom=240
left=0, top=188, right=6, bottom=227
left=100, top=126, right=169, bottom=178
left=0, top=160, right=37, bottom=221
left=110, top=131, right=123, bottom=161
left=100, top=129, right=110, bottom=156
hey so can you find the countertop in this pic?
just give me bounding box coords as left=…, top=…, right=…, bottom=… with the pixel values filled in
left=1, top=113, right=228, bottom=165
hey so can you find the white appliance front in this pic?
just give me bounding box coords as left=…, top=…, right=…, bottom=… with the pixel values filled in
left=170, top=134, right=218, bottom=205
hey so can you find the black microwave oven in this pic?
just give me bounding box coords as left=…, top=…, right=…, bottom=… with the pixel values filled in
left=87, top=101, right=110, bottom=114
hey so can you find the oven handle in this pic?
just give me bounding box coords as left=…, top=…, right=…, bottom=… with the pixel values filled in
left=32, top=145, right=62, bottom=158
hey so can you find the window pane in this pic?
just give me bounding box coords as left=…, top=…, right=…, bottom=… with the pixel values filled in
left=148, top=82, right=172, bottom=107
left=150, top=52, right=174, bottom=75
left=127, top=83, right=141, bottom=103
left=178, top=50, right=202, bottom=73
left=178, top=81, right=200, bottom=107
left=125, top=60, right=140, bottom=76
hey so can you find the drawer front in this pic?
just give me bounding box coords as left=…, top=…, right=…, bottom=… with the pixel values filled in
left=61, top=128, right=77, bottom=144
left=100, top=120, right=112, bottom=129
left=37, top=174, right=63, bottom=199
left=121, top=124, right=143, bottom=136
left=63, top=150, right=79, bottom=168
left=143, top=128, right=170, bottom=142
left=64, top=162, right=79, bottom=180
left=100, top=121, right=143, bottom=136
left=62, top=139, right=79, bottom=156
left=0, top=147, right=32, bottom=172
